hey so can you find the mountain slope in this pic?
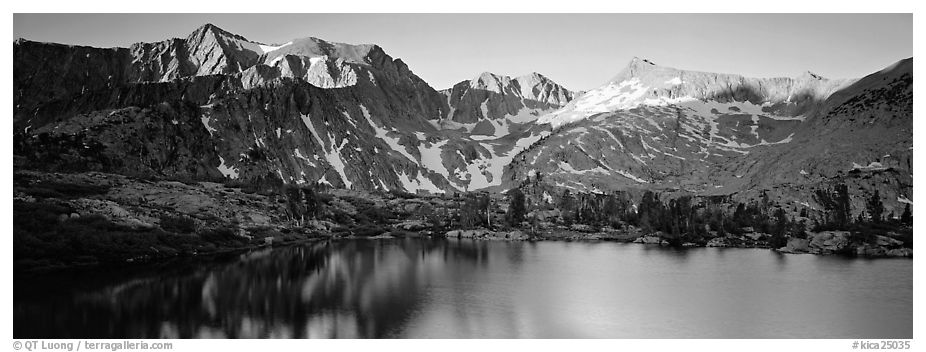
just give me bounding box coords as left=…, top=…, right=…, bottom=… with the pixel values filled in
left=716, top=58, right=913, bottom=216
left=14, top=24, right=577, bottom=193
left=12, top=25, right=913, bottom=216
left=539, top=57, right=854, bottom=127
left=504, top=57, right=911, bottom=219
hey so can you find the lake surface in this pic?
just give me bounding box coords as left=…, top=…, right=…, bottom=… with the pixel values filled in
left=14, top=238, right=912, bottom=338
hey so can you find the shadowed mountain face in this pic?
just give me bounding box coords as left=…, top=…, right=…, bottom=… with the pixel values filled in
left=13, top=24, right=573, bottom=193
left=12, top=24, right=912, bottom=216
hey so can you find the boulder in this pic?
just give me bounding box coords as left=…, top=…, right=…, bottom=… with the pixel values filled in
left=856, top=245, right=887, bottom=257
left=445, top=229, right=490, bottom=239
left=505, top=230, right=530, bottom=241
left=808, top=231, right=850, bottom=254
left=634, top=234, right=664, bottom=245
left=706, top=237, right=732, bottom=247
left=237, top=228, right=252, bottom=240
left=396, top=220, right=429, bottom=231
left=743, top=232, right=764, bottom=241
left=444, top=229, right=530, bottom=241
left=530, top=209, right=561, bottom=222
left=886, top=248, right=913, bottom=257
left=123, top=218, right=155, bottom=229
left=778, top=238, right=810, bottom=254
left=570, top=224, right=594, bottom=232
left=875, top=235, right=904, bottom=247
left=306, top=219, right=336, bottom=231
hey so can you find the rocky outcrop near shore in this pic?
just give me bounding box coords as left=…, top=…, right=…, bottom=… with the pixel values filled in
left=776, top=231, right=911, bottom=257
left=445, top=229, right=530, bottom=241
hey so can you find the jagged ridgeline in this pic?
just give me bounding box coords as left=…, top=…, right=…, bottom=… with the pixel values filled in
left=13, top=24, right=912, bottom=219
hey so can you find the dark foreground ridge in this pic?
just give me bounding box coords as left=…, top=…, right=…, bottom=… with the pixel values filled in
left=13, top=170, right=911, bottom=274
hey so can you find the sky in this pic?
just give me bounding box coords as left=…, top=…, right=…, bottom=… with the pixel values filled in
left=13, top=13, right=913, bottom=91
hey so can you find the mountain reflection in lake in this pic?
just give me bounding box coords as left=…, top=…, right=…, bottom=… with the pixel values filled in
left=14, top=239, right=912, bottom=338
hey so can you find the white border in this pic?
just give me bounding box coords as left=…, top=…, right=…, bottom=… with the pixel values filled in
left=2, top=3, right=921, bottom=351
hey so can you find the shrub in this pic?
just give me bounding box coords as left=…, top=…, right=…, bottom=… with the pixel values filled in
left=389, top=190, right=418, bottom=199
left=198, top=228, right=243, bottom=245
left=21, top=181, right=111, bottom=199
left=350, top=224, right=388, bottom=237
left=160, top=214, right=197, bottom=234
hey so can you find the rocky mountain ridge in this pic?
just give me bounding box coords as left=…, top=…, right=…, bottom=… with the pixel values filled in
left=538, top=57, right=855, bottom=127
left=14, top=24, right=574, bottom=193
left=12, top=24, right=913, bottom=221
left=506, top=57, right=911, bottom=220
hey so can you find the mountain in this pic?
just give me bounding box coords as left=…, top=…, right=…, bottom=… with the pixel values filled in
left=12, top=24, right=913, bottom=219
left=13, top=24, right=572, bottom=193
left=441, top=72, right=573, bottom=122
left=721, top=58, right=913, bottom=216
left=15, top=24, right=267, bottom=116
left=538, top=57, right=854, bottom=127
left=15, top=24, right=448, bottom=192
left=421, top=72, right=574, bottom=190
left=505, top=57, right=911, bottom=218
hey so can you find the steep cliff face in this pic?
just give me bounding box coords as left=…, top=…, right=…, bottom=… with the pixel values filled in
left=14, top=24, right=270, bottom=118
left=14, top=24, right=455, bottom=193
left=16, top=73, right=459, bottom=192
left=410, top=72, right=576, bottom=190
left=440, top=72, right=574, bottom=124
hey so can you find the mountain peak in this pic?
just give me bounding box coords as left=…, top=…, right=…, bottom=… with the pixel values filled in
left=469, top=72, right=511, bottom=92
left=801, top=70, right=824, bottom=80
left=187, top=23, right=253, bottom=44
left=516, top=72, right=548, bottom=83
left=608, top=56, right=666, bottom=83
left=630, top=56, right=658, bottom=66
left=476, top=71, right=501, bottom=80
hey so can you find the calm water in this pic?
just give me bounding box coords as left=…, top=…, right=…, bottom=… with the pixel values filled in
left=14, top=239, right=912, bottom=338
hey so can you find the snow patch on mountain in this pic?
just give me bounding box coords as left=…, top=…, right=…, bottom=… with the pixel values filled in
left=461, top=131, right=550, bottom=190
left=326, top=138, right=352, bottom=189
left=201, top=116, right=218, bottom=136
left=558, top=161, right=609, bottom=175
left=294, top=148, right=316, bottom=167
left=216, top=156, right=239, bottom=179
left=258, top=41, right=292, bottom=54
left=614, top=169, right=647, bottom=183
left=418, top=140, right=450, bottom=178
left=359, top=105, right=417, bottom=164
left=852, top=161, right=887, bottom=171
left=301, top=113, right=352, bottom=188
left=397, top=171, right=443, bottom=194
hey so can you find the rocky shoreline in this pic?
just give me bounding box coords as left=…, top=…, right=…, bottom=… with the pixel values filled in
left=13, top=170, right=912, bottom=274
left=428, top=227, right=911, bottom=258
